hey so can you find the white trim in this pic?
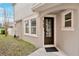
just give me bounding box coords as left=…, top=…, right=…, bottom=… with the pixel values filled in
left=43, top=15, right=56, bottom=47
left=54, top=15, right=56, bottom=47
left=29, top=20, right=31, bottom=34
left=24, top=33, right=38, bottom=37
left=24, top=15, right=38, bottom=37
left=44, top=45, right=55, bottom=47
left=61, top=9, right=74, bottom=31
left=32, top=3, right=45, bottom=10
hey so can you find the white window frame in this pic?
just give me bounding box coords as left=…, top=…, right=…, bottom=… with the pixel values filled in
left=30, top=18, right=36, bottom=34
left=24, top=17, right=38, bottom=37
left=61, top=10, right=74, bottom=31
left=25, top=20, right=30, bottom=34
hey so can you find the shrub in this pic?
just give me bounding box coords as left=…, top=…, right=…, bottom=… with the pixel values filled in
left=1, top=30, right=5, bottom=34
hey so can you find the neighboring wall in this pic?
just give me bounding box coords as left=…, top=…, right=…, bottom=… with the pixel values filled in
left=8, top=22, right=15, bottom=36
left=8, top=28, right=14, bottom=36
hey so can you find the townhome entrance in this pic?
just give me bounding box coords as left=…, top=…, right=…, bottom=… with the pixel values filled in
left=44, top=17, right=54, bottom=45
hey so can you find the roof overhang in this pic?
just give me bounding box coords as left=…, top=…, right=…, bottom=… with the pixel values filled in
left=32, top=3, right=61, bottom=12
left=15, top=19, right=22, bottom=23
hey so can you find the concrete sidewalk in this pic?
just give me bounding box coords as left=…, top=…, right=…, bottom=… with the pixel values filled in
left=29, top=47, right=66, bottom=56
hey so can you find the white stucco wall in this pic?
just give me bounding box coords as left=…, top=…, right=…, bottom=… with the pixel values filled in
left=39, top=3, right=79, bottom=56
left=56, top=9, right=79, bottom=56
left=14, top=3, right=79, bottom=56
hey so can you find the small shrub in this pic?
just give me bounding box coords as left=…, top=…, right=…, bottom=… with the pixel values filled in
left=1, top=30, right=5, bottom=34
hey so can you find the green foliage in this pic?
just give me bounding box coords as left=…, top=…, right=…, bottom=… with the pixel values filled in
left=0, top=28, right=5, bottom=34
left=1, top=29, right=5, bottom=34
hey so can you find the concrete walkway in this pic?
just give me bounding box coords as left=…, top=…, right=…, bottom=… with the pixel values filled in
left=29, top=47, right=66, bottom=56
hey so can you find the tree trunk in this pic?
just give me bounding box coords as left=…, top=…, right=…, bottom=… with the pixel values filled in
left=4, top=22, right=8, bottom=36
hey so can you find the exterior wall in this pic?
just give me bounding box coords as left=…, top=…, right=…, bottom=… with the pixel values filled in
left=22, top=14, right=44, bottom=48
left=78, top=10, right=79, bottom=55
left=14, top=3, right=44, bottom=48
left=14, top=3, right=34, bottom=40
left=14, top=3, right=34, bottom=21
left=39, top=3, right=79, bottom=56
left=56, top=9, right=79, bottom=56
left=15, top=20, right=23, bottom=39
left=14, top=3, right=79, bottom=55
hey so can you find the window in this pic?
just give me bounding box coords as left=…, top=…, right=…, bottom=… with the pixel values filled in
left=62, top=10, right=74, bottom=31
left=25, top=20, right=29, bottom=33
left=24, top=18, right=36, bottom=35
left=31, top=19, right=36, bottom=34
left=65, top=12, right=71, bottom=27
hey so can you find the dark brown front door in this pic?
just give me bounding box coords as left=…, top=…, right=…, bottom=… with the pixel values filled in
left=44, top=17, right=54, bottom=45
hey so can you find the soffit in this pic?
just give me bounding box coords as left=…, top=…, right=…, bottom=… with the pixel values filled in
left=32, top=3, right=61, bottom=12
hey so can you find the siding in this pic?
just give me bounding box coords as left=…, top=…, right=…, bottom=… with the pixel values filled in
left=14, top=3, right=44, bottom=47
left=14, top=3, right=34, bottom=21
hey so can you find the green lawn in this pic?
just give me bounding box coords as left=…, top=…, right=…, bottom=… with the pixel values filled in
left=0, top=35, right=37, bottom=56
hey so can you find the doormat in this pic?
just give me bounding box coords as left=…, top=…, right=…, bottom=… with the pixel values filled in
left=45, top=47, right=58, bottom=52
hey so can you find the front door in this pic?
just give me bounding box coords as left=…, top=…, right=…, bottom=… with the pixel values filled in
left=44, top=17, right=54, bottom=45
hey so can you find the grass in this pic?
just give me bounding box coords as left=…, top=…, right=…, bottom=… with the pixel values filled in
left=0, top=35, right=37, bottom=56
